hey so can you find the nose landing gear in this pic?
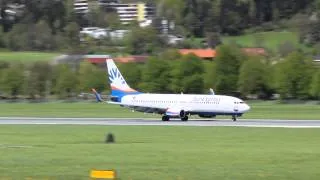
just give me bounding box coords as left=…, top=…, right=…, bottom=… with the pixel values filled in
left=162, top=115, right=170, bottom=121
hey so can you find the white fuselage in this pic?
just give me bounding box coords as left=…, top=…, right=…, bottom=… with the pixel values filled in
left=120, top=93, right=250, bottom=115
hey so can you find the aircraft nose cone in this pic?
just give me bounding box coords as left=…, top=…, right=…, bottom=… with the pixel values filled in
left=244, top=104, right=250, bottom=112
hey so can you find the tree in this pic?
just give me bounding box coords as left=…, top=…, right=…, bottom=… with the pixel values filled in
left=0, top=26, right=5, bottom=48
left=171, top=54, right=204, bottom=93
left=214, top=44, right=245, bottom=95
left=118, top=62, right=142, bottom=90
left=64, top=22, right=81, bottom=52
left=5, top=23, right=29, bottom=51
left=78, top=62, right=106, bottom=93
left=310, top=69, right=320, bottom=100
left=238, top=57, right=271, bottom=98
left=126, top=26, right=166, bottom=55
left=0, top=61, right=10, bottom=92
left=105, top=12, right=122, bottom=29
left=206, top=32, right=222, bottom=48
left=159, top=49, right=182, bottom=60
left=276, top=51, right=314, bottom=99
left=0, top=63, right=25, bottom=98
left=23, top=0, right=66, bottom=33
left=182, top=74, right=204, bottom=94
left=25, top=61, right=52, bottom=99
left=86, top=9, right=108, bottom=28
left=203, top=61, right=216, bottom=90
left=277, top=41, right=297, bottom=57
left=54, top=64, right=79, bottom=99
left=140, top=57, right=171, bottom=93
left=32, top=20, right=56, bottom=50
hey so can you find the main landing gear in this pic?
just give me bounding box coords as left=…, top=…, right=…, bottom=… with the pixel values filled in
left=181, top=116, right=188, bottom=121
left=162, top=115, right=170, bottom=121
left=161, top=115, right=189, bottom=121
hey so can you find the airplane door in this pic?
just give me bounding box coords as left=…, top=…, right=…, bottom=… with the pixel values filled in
left=234, top=103, right=239, bottom=112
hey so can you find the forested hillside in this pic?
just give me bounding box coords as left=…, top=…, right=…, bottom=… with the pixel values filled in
left=0, top=0, right=319, bottom=51
left=155, top=0, right=313, bottom=36
left=0, top=0, right=319, bottom=101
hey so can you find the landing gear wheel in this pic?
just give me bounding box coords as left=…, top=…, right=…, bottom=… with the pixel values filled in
left=162, top=115, right=170, bottom=121
left=232, top=115, right=237, bottom=121
left=181, top=116, right=188, bottom=121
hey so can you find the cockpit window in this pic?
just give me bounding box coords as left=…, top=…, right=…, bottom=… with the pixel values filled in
left=234, top=101, right=245, bottom=104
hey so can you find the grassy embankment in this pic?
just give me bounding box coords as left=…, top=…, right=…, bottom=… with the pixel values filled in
left=0, top=51, right=60, bottom=62
left=223, top=31, right=305, bottom=51
left=0, top=101, right=319, bottom=119
left=0, top=31, right=305, bottom=64
left=0, top=125, right=319, bottom=179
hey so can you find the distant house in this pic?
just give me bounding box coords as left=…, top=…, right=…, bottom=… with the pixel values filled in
left=178, top=49, right=216, bottom=60
left=84, top=55, right=111, bottom=64
left=109, top=30, right=130, bottom=40
left=85, top=55, right=148, bottom=64
left=167, top=35, right=184, bottom=45
left=178, top=48, right=267, bottom=60
left=114, top=56, right=149, bottom=63
left=79, top=28, right=129, bottom=40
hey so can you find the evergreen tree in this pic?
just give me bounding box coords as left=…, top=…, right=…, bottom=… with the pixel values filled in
left=214, top=44, right=245, bottom=95
left=276, top=51, right=314, bottom=99
left=78, top=61, right=106, bottom=93
left=310, top=69, right=320, bottom=99
left=118, top=62, right=142, bottom=90
left=0, top=63, right=25, bottom=98
left=25, top=62, right=52, bottom=99
left=171, top=54, right=204, bottom=93
left=140, top=57, right=171, bottom=93
left=54, top=64, right=79, bottom=99
left=238, top=57, right=270, bottom=98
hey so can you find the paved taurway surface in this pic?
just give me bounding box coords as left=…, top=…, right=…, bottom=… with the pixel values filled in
left=0, top=117, right=320, bottom=128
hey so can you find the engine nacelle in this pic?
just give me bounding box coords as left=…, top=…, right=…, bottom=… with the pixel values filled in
left=165, top=108, right=187, bottom=118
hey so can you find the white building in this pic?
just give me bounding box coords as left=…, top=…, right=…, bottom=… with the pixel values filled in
left=74, top=0, right=89, bottom=14
left=80, top=27, right=129, bottom=40
left=98, top=1, right=155, bottom=25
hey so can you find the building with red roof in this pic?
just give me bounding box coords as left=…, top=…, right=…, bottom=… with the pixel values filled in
left=179, top=49, right=216, bottom=60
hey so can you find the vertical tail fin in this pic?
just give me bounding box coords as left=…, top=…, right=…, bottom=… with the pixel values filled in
left=106, top=58, right=140, bottom=102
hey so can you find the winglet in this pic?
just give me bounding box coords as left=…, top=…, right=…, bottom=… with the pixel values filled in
left=92, top=88, right=103, bottom=102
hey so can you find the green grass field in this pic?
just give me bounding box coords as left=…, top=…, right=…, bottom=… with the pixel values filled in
left=0, top=101, right=319, bottom=119
left=0, top=51, right=60, bottom=62
left=0, top=125, right=319, bottom=179
left=193, top=31, right=306, bottom=52
left=222, top=31, right=312, bottom=52
left=224, top=31, right=296, bottom=47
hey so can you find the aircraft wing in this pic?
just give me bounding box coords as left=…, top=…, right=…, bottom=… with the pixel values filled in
left=107, top=101, right=122, bottom=105
left=112, top=102, right=167, bottom=114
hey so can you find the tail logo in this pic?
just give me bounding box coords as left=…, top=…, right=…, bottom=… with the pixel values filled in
left=108, top=68, right=126, bottom=86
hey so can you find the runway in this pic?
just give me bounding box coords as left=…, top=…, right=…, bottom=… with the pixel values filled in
left=0, top=117, right=320, bottom=128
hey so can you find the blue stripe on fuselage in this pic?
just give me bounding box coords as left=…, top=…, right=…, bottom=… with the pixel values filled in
left=111, top=89, right=141, bottom=102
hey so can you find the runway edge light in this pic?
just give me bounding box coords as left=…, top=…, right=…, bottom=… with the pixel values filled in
left=90, top=169, right=116, bottom=179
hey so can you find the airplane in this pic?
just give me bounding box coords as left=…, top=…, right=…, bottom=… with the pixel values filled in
left=98, top=58, right=250, bottom=121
